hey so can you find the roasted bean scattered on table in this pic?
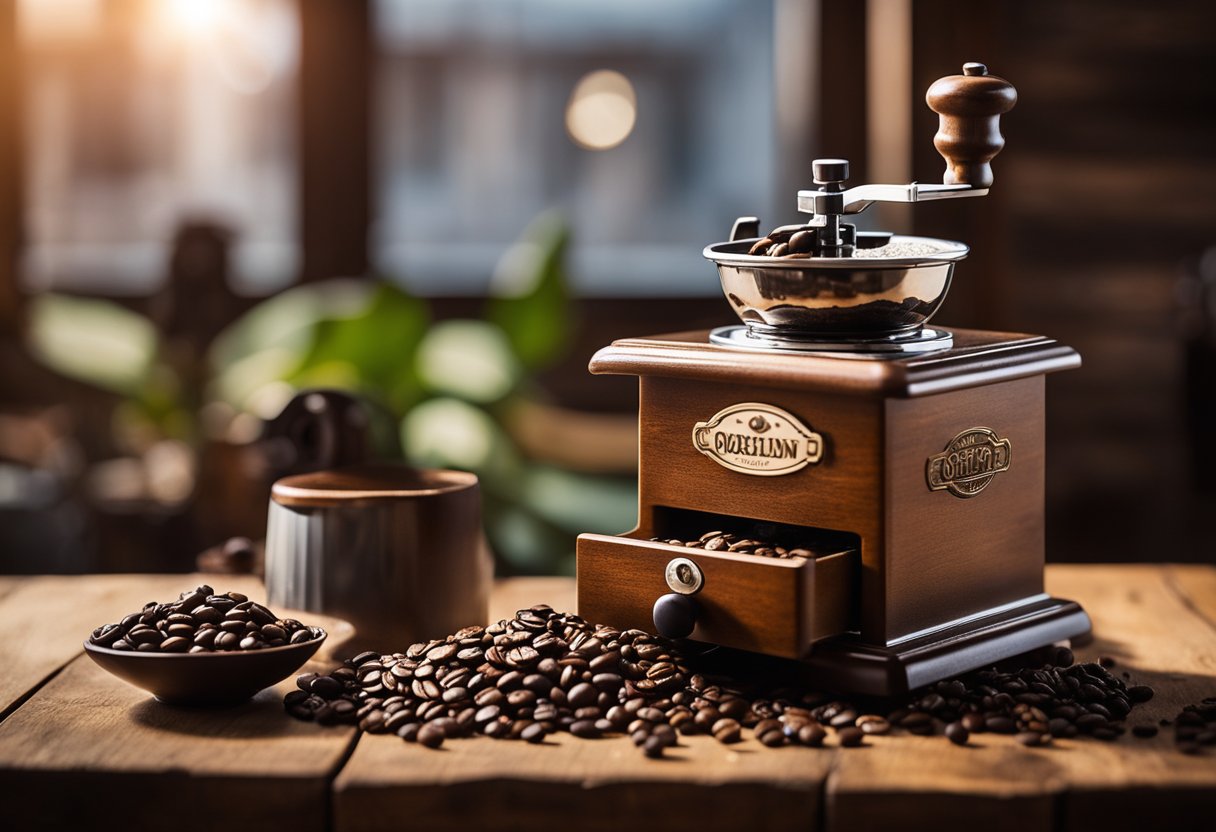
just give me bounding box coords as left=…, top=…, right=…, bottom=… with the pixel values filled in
left=284, top=606, right=1182, bottom=757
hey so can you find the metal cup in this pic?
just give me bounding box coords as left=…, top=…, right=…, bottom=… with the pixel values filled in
left=264, top=464, right=491, bottom=651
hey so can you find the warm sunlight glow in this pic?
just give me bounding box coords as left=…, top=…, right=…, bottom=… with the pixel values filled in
left=17, top=0, right=102, bottom=41
left=564, top=70, right=637, bottom=151
left=160, top=0, right=227, bottom=37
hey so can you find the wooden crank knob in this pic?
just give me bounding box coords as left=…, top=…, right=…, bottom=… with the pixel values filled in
left=925, top=62, right=1017, bottom=188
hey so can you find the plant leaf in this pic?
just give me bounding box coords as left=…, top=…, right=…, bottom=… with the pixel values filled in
left=25, top=294, right=157, bottom=395
left=486, top=210, right=572, bottom=369
left=293, top=282, right=429, bottom=413
left=415, top=319, right=521, bottom=404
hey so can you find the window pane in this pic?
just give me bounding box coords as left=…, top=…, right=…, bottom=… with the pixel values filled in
left=19, top=0, right=299, bottom=295
left=373, top=0, right=778, bottom=296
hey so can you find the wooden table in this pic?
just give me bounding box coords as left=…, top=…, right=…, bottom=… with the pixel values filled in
left=0, top=566, right=1213, bottom=832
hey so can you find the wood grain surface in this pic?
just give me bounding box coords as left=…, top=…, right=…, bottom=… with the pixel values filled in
left=0, top=574, right=354, bottom=832
left=588, top=328, right=1079, bottom=398
left=825, top=564, right=1216, bottom=832
left=0, top=569, right=1213, bottom=832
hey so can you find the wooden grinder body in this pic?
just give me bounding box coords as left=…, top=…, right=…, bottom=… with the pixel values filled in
left=576, top=328, right=1091, bottom=695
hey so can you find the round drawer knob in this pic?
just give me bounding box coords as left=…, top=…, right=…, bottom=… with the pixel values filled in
left=652, top=593, right=698, bottom=640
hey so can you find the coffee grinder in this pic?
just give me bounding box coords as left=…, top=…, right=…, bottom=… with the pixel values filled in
left=576, top=63, right=1091, bottom=696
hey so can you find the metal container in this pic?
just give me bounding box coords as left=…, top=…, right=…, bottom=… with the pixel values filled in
left=704, top=235, right=968, bottom=338
left=265, top=465, right=491, bottom=651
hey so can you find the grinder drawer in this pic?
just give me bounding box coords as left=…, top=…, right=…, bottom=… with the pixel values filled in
left=576, top=533, right=857, bottom=660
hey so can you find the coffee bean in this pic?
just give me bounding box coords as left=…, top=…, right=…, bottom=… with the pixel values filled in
left=417, top=724, right=444, bottom=748
left=959, top=713, right=985, bottom=733
left=426, top=644, right=457, bottom=663
left=856, top=715, right=890, bottom=735
left=752, top=717, right=780, bottom=737
left=1128, top=685, right=1154, bottom=703
left=829, top=710, right=858, bottom=728
left=592, top=673, right=623, bottom=691
left=1016, top=732, right=1050, bottom=747
left=442, top=687, right=469, bottom=705
left=412, top=679, right=441, bottom=700
left=570, top=720, right=600, bottom=739
left=311, top=676, right=344, bottom=700
left=522, top=722, right=546, bottom=744
left=567, top=683, right=598, bottom=710
left=496, top=671, right=524, bottom=692
left=506, top=645, right=540, bottom=669
left=506, top=689, right=537, bottom=709
left=798, top=723, right=827, bottom=747
left=1075, top=713, right=1108, bottom=733
left=642, top=735, right=666, bottom=758
left=127, top=628, right=163, bottom=646
left=632, top=706, right=663, bottom=724
left=753, top=727, right=781, bottom=747
left=711, top=718, right=741, bottom=743
left=838, top=727, right=865, bottom=747
left=945, top=722, right=969, bottom=746
left=985, top=716, right=1016, bottom=734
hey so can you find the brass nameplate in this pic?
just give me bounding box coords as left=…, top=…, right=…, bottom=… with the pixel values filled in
left=692, top=403, right=823, bottom=477
left=926, top=427, right=1012, bottom=498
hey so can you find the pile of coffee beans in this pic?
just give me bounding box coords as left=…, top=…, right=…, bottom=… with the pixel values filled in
left=283, top=605, right=1178, bottom=758
left=89, top=585, right=318, bottom=653
left=878, top=648, right=1153, bottom=748
left=649, top=531, right=811, bottom=560
left=743, top=223, right=956, bottom=261
left=747, top=225, right=820, bottom=259
left=1168, top=698, right=1216, bottom=754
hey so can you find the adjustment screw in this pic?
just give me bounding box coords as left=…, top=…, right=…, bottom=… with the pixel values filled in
left=812, top=158, right=850, bottom=186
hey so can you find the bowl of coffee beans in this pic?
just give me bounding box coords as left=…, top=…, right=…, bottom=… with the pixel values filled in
left=85, top=585, right=325, bottom=706
left=703, top=230, right=969, bottom=337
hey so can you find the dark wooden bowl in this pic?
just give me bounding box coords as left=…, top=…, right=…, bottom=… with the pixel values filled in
left=83, top=628, right=326, bottom=706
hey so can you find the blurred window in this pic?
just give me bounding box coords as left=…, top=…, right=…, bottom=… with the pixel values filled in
left=18, top=0, right=298, bottom=296
left=373, top=0, right=781, bottom=296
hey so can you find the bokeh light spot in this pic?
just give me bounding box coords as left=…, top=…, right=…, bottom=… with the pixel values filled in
left=564, top=70, right=637, bottom=151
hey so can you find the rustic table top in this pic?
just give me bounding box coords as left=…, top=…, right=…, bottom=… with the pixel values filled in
left=0, top=566, right=1213, bottom=832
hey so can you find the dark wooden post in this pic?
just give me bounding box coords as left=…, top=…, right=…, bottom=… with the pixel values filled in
left=0, top=0, right=22, bottom=335
left=817, top=1, right=869, bottom=184
left=909, top=0, right=1010, bottom=330
left=297, top=0, right=372, bottom=283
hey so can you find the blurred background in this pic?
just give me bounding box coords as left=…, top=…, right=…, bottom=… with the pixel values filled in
left=0, top=0, right=1213, bottom=575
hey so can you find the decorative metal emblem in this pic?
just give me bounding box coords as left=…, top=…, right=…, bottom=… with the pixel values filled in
left=664, top=557, right=704, bottom=595
left=926, top=427, right=1012, bottom=498
left=692, top=403, right=823, bottom=477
